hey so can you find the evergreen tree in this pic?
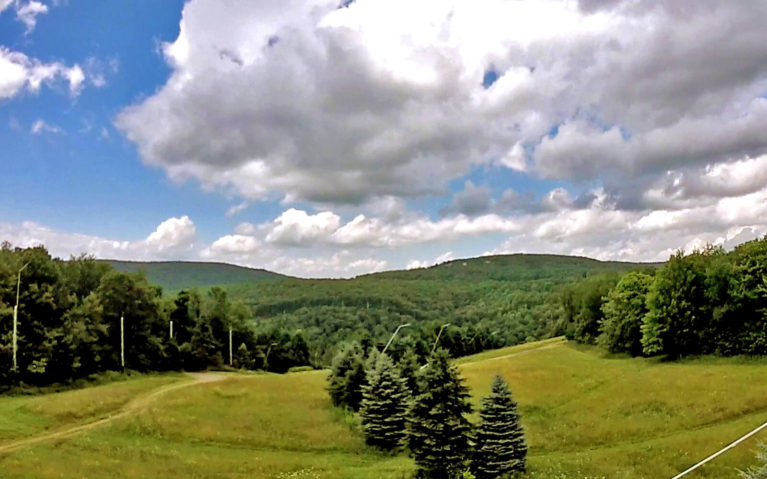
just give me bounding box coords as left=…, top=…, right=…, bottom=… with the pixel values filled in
left=327, top=343, right=367, bottom=410
left=407, top=349, right=473, bottom=478
left=398, top=348, right=422, bottom=396
left=472, top=375, right=527, bottom=478
left=360, top=353, right=409, bottom=450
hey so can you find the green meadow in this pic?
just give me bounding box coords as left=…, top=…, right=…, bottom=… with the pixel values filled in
left=1, top=339, right=766, bottom=478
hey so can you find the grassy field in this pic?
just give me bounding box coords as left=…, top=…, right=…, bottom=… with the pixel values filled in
left=1, top=340, right=766, bottom=478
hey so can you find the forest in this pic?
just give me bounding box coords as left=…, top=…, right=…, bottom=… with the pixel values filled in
left=562, top=236, right=767, bottom=357
left=227, top=254, right=645, bottom=365
left=0, top=243, right=308, bottom=389
left=3, top=235, right=765, bottom=389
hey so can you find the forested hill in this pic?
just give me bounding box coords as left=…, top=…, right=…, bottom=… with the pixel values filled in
left=103, top=260, right=288, bottom=291
left=364, top=254, right=657, bottom=281
left=228, top=254, right=660, bottom=365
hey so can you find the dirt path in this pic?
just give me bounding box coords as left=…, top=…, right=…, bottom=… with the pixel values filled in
left=0, top=372, right=228, bottom=455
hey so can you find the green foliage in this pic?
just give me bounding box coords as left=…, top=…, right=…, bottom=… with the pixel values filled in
left=641, top=250, right=716, bottom=357
left=561, top=236, right=767, bottom=359
left=560, top=273, right=621, bottom=344
left=472, top=375, right=527, bottom=478
left=359, top=353, right=409, bottom=451
left=407, top=349, right=474, bottom=478
left=327, top=343, right=367, bottom=410
left=398, top=348, right=422, bottom=396
left=729, top=238, right=767, bottom=354
left=228, top=254, right=647, bottom=366
left=0, top=244, right=309, bottom=388
left=599, top=272, right=653, bottom=355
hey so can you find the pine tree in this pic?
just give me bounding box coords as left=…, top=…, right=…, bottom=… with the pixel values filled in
left=407, top=349, right=473, bottom=478
left=327, top=343, right=367, bottom=410
left=398, top=348, right=421, bottom=396
left=472, top=375, right=527, bottom=478
left=360, top=353, right=409, bottom=450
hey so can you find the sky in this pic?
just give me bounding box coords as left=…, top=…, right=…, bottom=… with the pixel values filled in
left=2, top=0, right=767, bottom=278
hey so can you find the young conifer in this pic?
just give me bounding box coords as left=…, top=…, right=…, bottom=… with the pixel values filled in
left=327, top=343, right=367, bottom=410
left=359, top=353, right=409, bottom=450
left=398, top=348, right=422, bottom=396
left=472, top=375, right=527, bottom=478
left=407, top=348, right=473, bottom=478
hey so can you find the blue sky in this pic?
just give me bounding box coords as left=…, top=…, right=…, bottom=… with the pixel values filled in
left=2, top=0, right=767, bottom=277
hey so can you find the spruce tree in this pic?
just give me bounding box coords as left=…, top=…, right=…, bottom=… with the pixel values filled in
left=359, top=353, right=409, bottom=450
left=327, top=343, right=367, bottom=410
left=407, top=349, right=473, bottom=478
left=473, top=375, right=527, bottom=478
left=398, top=348, right=422, bottom=396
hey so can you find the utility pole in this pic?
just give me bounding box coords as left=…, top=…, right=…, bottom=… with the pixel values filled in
left=431, top=323, right=451, bottom=355
left=420, top=323, right=451, bottom=370
left=120, top=313, right=125, bottom=372
left=12, top=262, right=29, bottom=373
left=229, top=328, right=233, bottom=366
left=382, top=323, right=411, bottom=354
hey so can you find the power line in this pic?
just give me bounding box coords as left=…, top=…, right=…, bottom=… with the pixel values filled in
left=671, top=420, right=767, bottom=479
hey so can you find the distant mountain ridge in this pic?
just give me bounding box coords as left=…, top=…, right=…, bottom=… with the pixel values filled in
left=363, top=254, right=661, bottom=282
left=102, top=260, right=288, bottom=291
left=102, top=254, right=661, bottom=291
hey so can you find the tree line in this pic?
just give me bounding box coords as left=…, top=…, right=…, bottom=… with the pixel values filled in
left=561, top=236, right=767, bottom=358
left=329, top=344, right=528, bottom=478
left=0, top=244, right=309, bottom=388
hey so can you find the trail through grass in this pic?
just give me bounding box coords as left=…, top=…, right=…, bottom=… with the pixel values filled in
left=1, top=340, right=766, bottom=478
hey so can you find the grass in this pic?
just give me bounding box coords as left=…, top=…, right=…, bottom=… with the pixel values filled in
left=1, top=341, right=767, bottom=477
left=0, top=375, right=182, bottom=445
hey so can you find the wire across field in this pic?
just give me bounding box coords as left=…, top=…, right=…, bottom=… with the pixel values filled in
left=0, top=340, right=765, bottom=478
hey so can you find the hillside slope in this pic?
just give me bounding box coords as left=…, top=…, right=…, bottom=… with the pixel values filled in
left=103, top=260, right=288, bottom=291
left=228, top=254, right=660, bottom=363
left=2, top=339, right=766, bottom=478
left=364, top=253, right=658, bottom=281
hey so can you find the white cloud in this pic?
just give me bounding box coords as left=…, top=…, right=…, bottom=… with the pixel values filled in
left=225, top=201, right=248, bottom=218
left=115, top=0, right=767, bottom=210
left=205, top=234, right=260, bottom=255
left=15, top=1, right=48, bottom=32
left=0, top=216, right=200, bottom=262
left=65, top=65, right=85, bottom=94
left=260, top=208, right=519, bottom=247
left=144, top=216, right=197, bottom=254
left=407, top=251, right=454, bottom=270
left=265, top=209, right=341, bottom=245
left=30, top=118, right=61, bottom=134
left=0, top=47, right=86, bottom=99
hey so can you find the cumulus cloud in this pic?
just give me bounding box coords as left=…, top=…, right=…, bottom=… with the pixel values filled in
left=114, top=0, right=611, bottom=204
left=115, top=0, right=767, bottom=212
left=0, top=216, right=199, bottom=261
left=265, top=209, right=341, bottom=245
left=10, top=0, right=767, bottom=275
left=0, top=47, right=86, bottom=99
left=407, top=251, right=454, bottom=270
